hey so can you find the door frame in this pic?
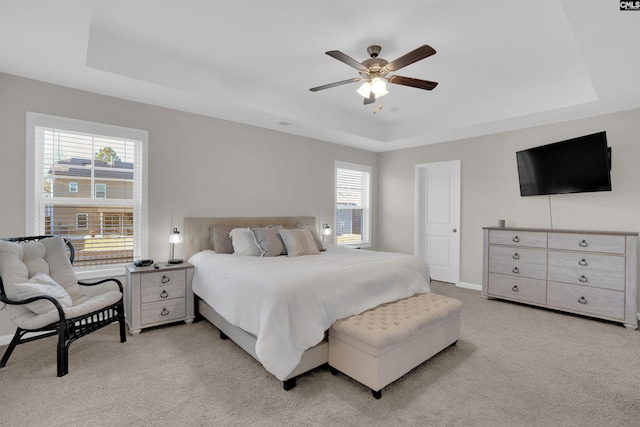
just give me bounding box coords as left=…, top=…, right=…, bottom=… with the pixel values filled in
left=414, top=159, right=461, bottom=285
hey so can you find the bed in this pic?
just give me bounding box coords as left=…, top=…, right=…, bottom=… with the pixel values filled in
left=184, top=217, right=431, bottom=389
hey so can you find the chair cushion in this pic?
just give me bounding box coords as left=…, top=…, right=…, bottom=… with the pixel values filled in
left=0, top=237, right=83, bottom=301
left=10, top=290, right=123, bottom=330
left=13, top=273, right=72, bottom=314
left=1, top=237, right=122, bottom=329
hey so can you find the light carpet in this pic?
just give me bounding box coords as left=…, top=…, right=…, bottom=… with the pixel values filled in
left=1, top=282, right=639, bottom=426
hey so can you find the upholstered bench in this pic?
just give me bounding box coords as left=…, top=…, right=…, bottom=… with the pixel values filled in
left=328, top=292, right=463, bottom=398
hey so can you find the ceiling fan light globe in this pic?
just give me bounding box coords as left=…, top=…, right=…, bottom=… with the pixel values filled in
left=375, top=88, right=389, bottom=98
left=357, top=82, right=372, bottom=98
left=371, top=77, right=387, bottom=95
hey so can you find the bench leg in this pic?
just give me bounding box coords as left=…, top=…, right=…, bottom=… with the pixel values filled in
left=330, top=366, right=339, bottom=376
left=372, top=389, right=382, bottom=399
left=450, top=340, right=458, bottom=347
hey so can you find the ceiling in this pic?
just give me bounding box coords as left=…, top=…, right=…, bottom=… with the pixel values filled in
left=1, top=0, right=639, bottom=153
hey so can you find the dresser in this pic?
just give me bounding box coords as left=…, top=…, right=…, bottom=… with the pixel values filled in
left=125, top=262, right=195, bottom=335
left=482, top=227, right=638, bottom=330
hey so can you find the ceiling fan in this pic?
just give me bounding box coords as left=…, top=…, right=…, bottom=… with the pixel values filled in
left=309, top=44, right=438, bottom=106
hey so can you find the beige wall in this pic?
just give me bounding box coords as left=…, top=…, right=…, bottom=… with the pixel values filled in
left=377, top=108, right=640, bottom=287
left=2, top=72, right=639, bottom=339
left=0, top=73, right=377, bottom=337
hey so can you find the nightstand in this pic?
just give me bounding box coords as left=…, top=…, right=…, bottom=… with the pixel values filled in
left=125, top=262, right=195, bottom=335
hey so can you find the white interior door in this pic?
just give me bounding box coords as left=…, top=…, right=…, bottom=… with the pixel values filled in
left=415, top=160, right=461, bottom=284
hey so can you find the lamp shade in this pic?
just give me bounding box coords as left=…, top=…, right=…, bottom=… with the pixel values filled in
left=322, top=223, right=332, bottom=235
left=169, top=227, right=183, bottom=244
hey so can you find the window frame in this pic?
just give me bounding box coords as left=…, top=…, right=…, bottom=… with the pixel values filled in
left=26, top=112, right=148, bottom=279
left=334, top=161, right=372, bottom=249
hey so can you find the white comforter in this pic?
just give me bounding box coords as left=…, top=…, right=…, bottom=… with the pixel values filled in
left=189, top=245, right=431, bottom=380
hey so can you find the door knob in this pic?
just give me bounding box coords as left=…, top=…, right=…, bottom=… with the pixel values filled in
left=452, top=228, right=457, bottom=233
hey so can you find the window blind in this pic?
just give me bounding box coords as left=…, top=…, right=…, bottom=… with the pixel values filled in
left=335, top=161, right=371, bottom=247
left=32, top=121, right=144, bottom=268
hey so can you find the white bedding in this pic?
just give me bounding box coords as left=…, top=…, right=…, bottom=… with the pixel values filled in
left=189, top=245, right=431, bottom=380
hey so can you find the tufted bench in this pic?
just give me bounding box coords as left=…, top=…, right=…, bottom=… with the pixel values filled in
left=328, top=292, right=463, bottom=398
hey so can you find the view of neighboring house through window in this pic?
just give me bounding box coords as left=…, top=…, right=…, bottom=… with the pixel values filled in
left=27, top=112, right=148, bottom=270
left=335, top=161, right=371, bottom=248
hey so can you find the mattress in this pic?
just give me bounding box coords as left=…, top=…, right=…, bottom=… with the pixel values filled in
left=189, top=245, right=431, bottom=380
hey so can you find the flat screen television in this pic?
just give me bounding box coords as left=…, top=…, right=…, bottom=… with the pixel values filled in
left=516, top=131, right=611, bottom=197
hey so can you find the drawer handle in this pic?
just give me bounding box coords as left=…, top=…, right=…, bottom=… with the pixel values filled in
left=512, top=267, right=520, bottom=274
left=578, top=296, right=587, bottom=305
left=578, top=259, right=588, bottom=266
left=511, top=285, right=519, bottom=292
left=160, top=290, right=168, bottom=299
left=512, top=253, right=520, bottom=260
left=512, top=236, right=520, bottom=243
left=578, top=240, right=588, bottom=248
left=579, top=275, right=588, bottom=283
left=161, top=308, right=170, bottom=317
left=161, top=275, right=170, bottom=284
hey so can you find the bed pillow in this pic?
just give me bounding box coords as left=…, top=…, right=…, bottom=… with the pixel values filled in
left=13, top=273, right=72, bottom=314
left=229, top=227, right=262, bottom=256
left=252, top=226, right=286, bottom=257
left=279, top=228, right=320, bottom=257
left=303, top=226, right=326, bottom=251
left=210, top=225, right=235, bottom=254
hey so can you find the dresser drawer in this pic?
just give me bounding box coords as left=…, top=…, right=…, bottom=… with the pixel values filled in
left=547, top=282, right=624, bottom=320
left=547, top=265, right=625, bottom=291
left=489, top=258, right=547, bottom=280
left=547, top=251, right=625, bottom=271
left=489, top=230, right=547, bottom=248
left=141, top=270, right=186, bottom=303
left=141, top=299, right=186, bottom=325
left=487, top=273, right=546, bottom=305
left=489, top=246, right=547, bottom=264
left=547, top=233, right=626, bottom=254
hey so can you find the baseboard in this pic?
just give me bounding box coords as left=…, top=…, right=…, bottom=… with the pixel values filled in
left=0, top=334, right=14, bottom=346
left=457, top=282, right=481, bottom=291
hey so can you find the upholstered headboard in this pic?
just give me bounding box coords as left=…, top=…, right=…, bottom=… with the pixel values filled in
left=183, top=216, right=316, bottom=259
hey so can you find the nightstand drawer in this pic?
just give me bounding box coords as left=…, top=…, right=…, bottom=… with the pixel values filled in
left=141, top=270, right=186, bottom=303
left=547, top=282, right=624, bottom=320
left=141, top=299, right=186, bottom=325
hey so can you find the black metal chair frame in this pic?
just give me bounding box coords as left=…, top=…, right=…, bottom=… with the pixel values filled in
left=0, top=236, right=126, bottom=376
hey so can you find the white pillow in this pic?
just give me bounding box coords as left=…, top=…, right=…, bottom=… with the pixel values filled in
left=229, top=227, right=262, bottom=256
left=13, top=273, right=72, bottom=314
left=279, top=228, right=321, bottom=257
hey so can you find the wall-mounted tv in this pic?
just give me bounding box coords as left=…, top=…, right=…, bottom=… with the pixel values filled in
left=516, top=131, right=611, bottom=197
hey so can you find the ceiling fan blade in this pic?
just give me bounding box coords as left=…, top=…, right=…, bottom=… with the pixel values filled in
left=326, top=50, right=368, bottom=72
left=388, top=75, right=438, bottom=90
left=384, top=45, right=436, bottom=72
left=309, top=78, right=362, bottom=92
left=363, top=91, right=376, bottom=105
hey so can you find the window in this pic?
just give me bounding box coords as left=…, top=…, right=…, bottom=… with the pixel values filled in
left=94, top=183, right=107, bottom=198
left=335, top=161, right=371, bottom=248
left=76, top=213, right=88, bottom=229
left=27, top=113, right=148, bottom=274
